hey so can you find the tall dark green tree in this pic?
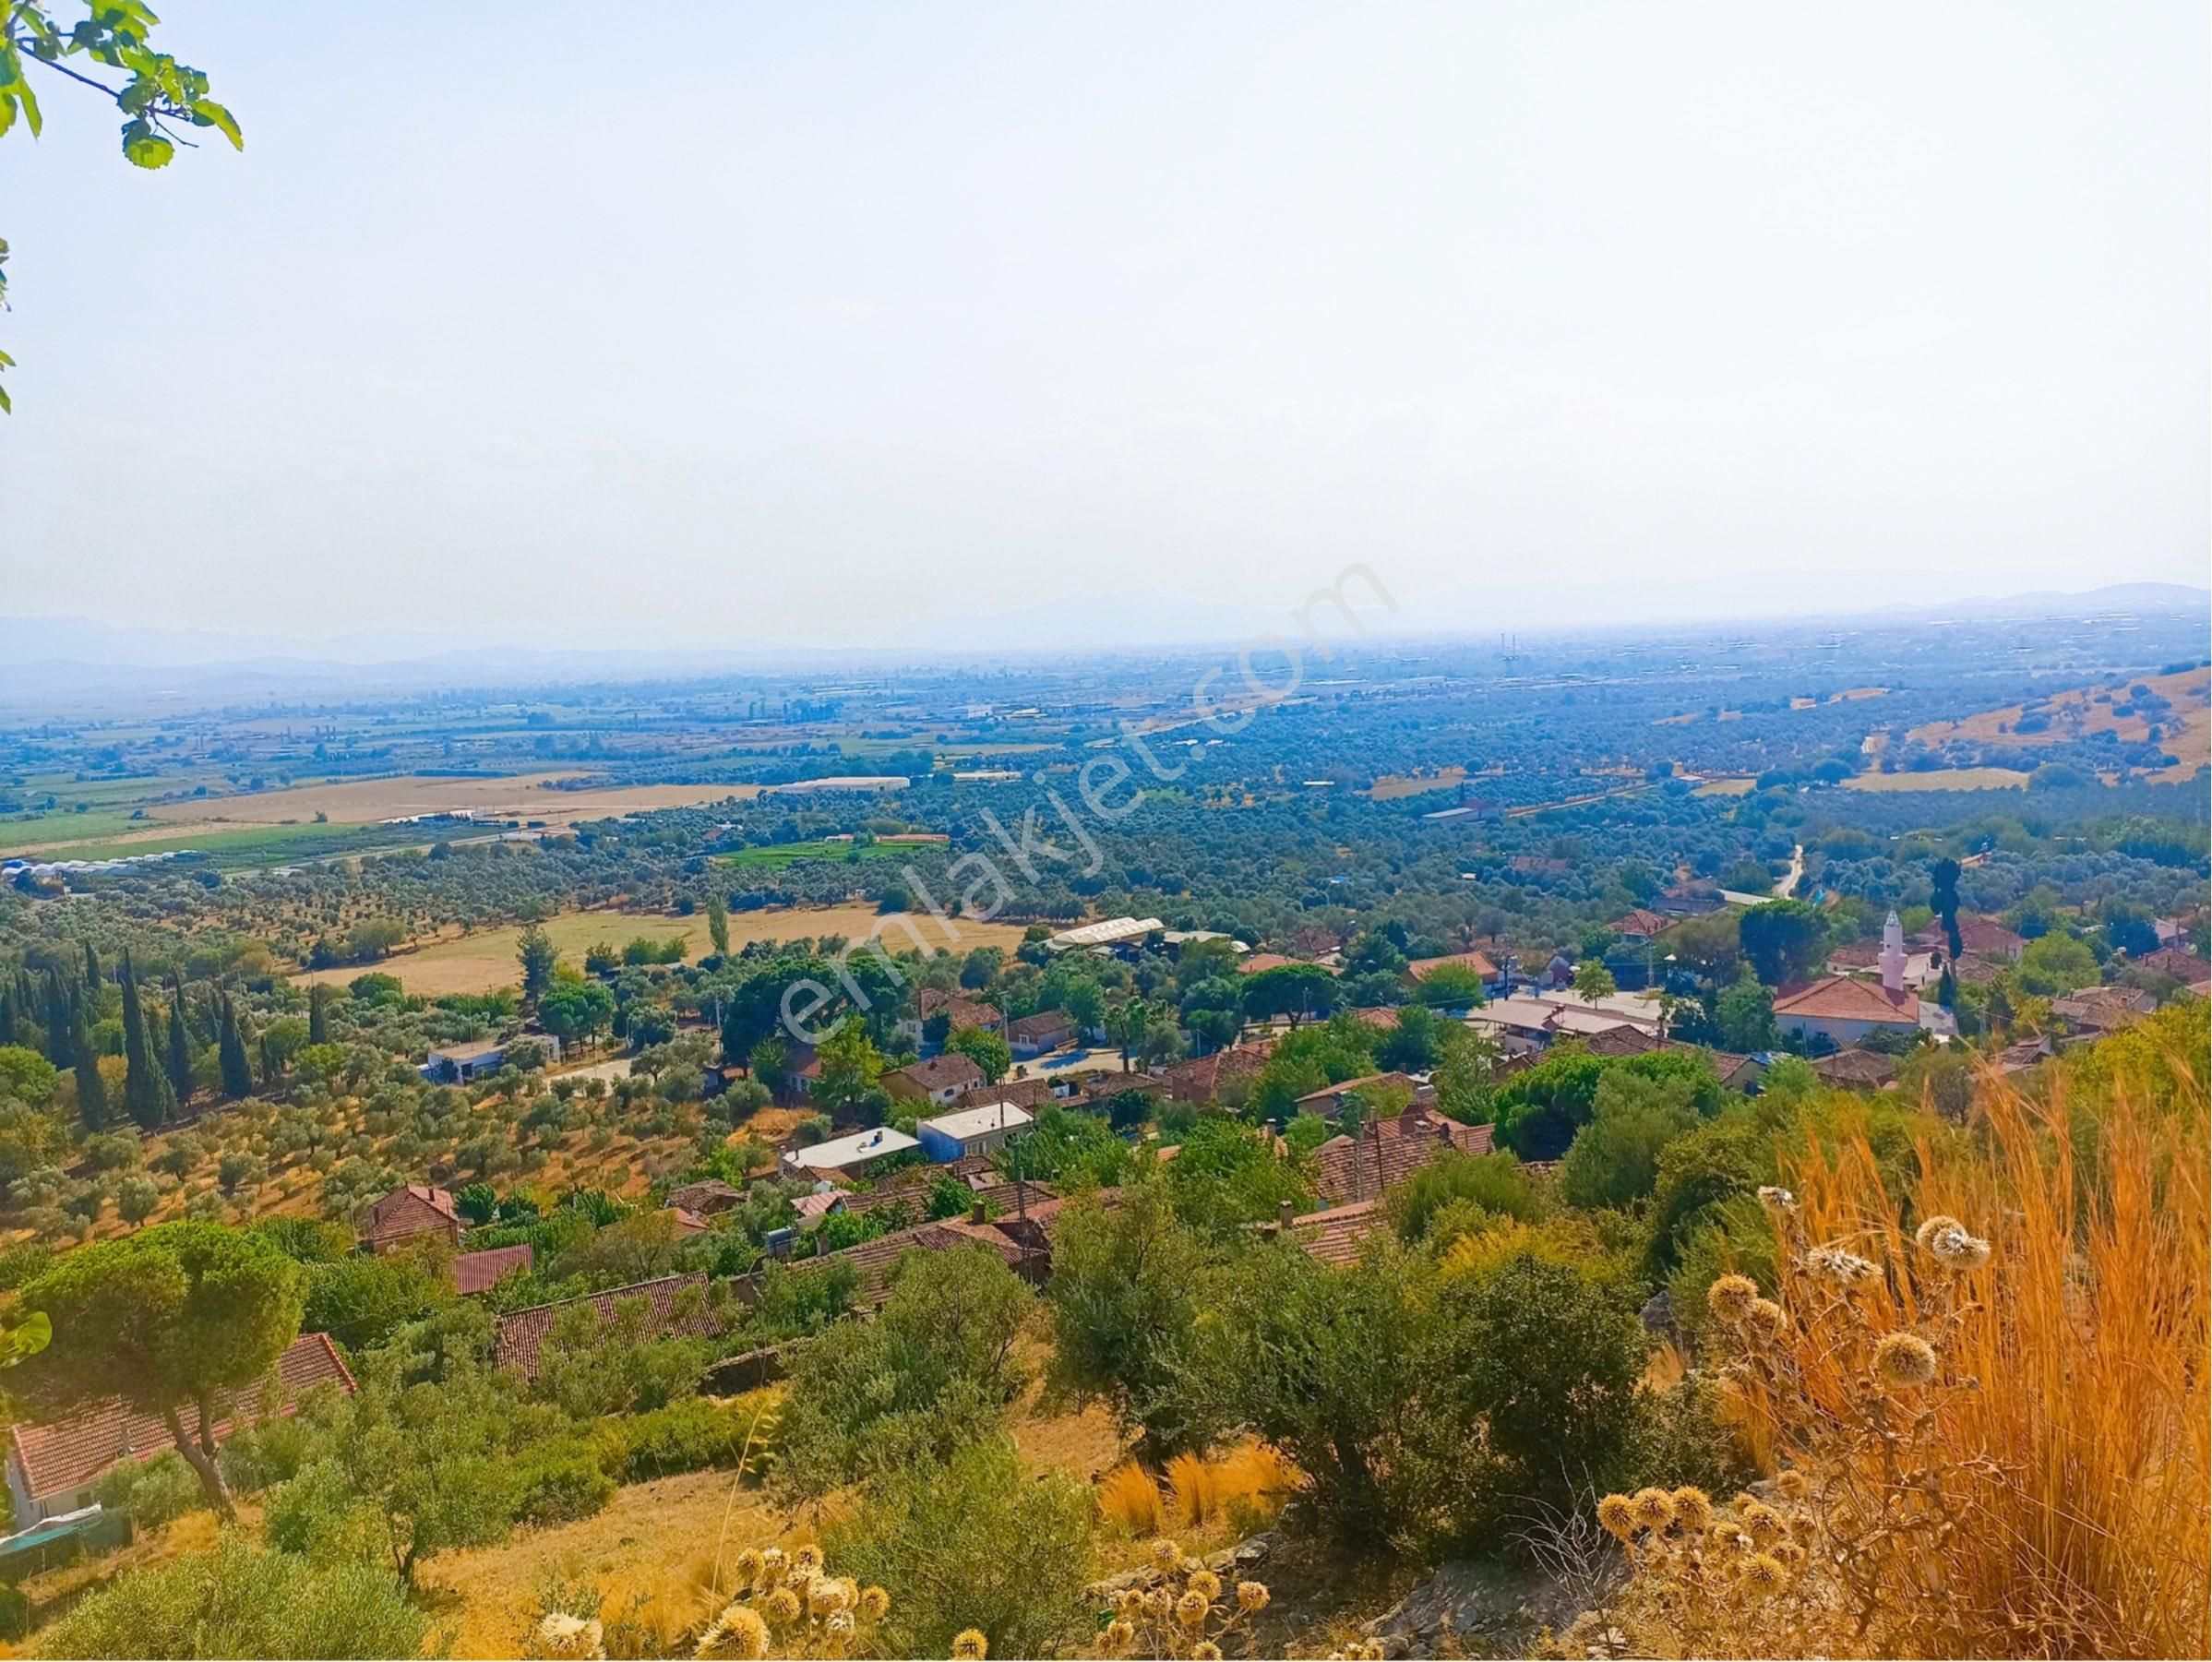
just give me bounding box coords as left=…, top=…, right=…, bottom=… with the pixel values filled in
left=70, top=1004, right=108, bottom=1130
left=42, top=970, right=75, bottom=1068
left=217, top=995, right=255, bottom=1101
left=163, top=982, right=195, bottom=1101
left=1930, top=856, right=1964, bottom=962
left=517, top=923, right=557, bottom=1001
left=81, top=938, right=100, bottom=993
left=306, top=983, right=334, bottom=1046
left=117, top=951, right=174, bottom=1130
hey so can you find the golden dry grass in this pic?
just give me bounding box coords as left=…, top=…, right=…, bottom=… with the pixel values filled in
left=1742, top=1057, right=2210, bottom=1656
left=291, top=903, right=1034, bottom=995
left=1369, top=767, right=1467, bottom=801
left=1839, top=767, right=2030, bottom=792
left=422, top=1469, right=797, bottom=1660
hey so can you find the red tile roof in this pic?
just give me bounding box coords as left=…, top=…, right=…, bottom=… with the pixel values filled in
left=493, top=1273, right=728, bottom=1380
left=1006, top=1010, right=1073, bottom=1045
left=1772, top=976, right=1918, bottom=1024
left=454, top=1243, right=533, bottom=1295
left=1160, top=1043, right=1274, bottom=1105
left=1286, top=1200, right=1387, bottom=1267
left=1308, top=1108, right=1495, bottom=1207
left=887, top=1054, right=986, bottom=1094
left=355, top=1184, right=459, bottom=1246
left=8, top=1333, right=355, bottom=1503
left=665, top=1179, right=743, bottom=1215
left=1609, top=909, right=1674, bottom=939
left=1812, top=1049, right=1898, bottom=1089
left=2134, top=946, right=2206, bottom=981
left=919, top=989, right=1001, bottom=1032
left=1238, top=953, right=1325, bottom=975
left=825, top=1219, right=1029, bottom=1305
left=1293, top=1070, right=1424, bottom=1109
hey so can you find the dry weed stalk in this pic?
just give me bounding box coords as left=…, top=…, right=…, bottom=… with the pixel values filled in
left=1098, top=1537, right=1285, bottom=1660
left=1578, top=1063, right=2208, bottom=1658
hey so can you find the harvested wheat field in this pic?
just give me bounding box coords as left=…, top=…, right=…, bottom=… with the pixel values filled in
left=1842, top=766, right=2031, bottom=792
left=146, top=771, right=763, bottom=829
left=292, top=904, right=1035, bottom=995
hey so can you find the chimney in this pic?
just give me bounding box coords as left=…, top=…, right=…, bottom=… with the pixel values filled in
left=970, top=1200, right=987, bottom=1226
left=1277, top=1199, right=1296, bottom=1233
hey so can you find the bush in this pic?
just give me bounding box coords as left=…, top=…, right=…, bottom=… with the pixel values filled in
left=510, top=1435, right=616, bottom=1525
left=91, top=1452, right=205, bottom=1529
left=599, top=1395, right=764, bottom=1482
left=776, top=1244, right=1034, bottom=1496
left=825, top=1438, right=1095, bottom=1661
left=32, top=1535, right=428, bottom=1659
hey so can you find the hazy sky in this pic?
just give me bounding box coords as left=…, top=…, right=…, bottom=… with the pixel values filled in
left=2, top=0, right=2205, bottom=650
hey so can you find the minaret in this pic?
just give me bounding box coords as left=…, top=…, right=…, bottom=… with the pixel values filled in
left=1879, top=910, right=1907, bottom=996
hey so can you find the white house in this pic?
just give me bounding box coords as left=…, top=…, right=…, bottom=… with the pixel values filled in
left=917, top=1102, right=1035, bottom=1162
left=779, top=1126, right=921, bottom=1180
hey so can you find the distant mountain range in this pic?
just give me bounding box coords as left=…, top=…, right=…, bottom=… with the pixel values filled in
left=1, top=580, right=2202, bottom=698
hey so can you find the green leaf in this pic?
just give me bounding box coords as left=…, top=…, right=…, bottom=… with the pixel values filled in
left=121, top=115, right=173, bottom=168
left=190, top=96, right=241, bottom=149
left=16, top=76, right=41, bottom=138
left=0, top=382, right=12, bottom=416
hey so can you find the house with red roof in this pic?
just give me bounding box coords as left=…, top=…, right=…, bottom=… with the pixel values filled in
left=6, top=1333, right=354, bottom=1524
left=355, top=1184, right=461, bottom=1255
left=883, top=1053, right=986, bottom=1106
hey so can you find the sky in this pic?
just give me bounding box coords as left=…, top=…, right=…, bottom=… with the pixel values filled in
left=1, top=0, right=2206, bottom=653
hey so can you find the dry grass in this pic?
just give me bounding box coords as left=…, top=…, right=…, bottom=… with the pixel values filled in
left=1098, top=1463, right=1167, bottom=1536
left=1839, top=767, right=2030, bottom=792
left=1097, top=1443, right=1298, bottom=1541
left=1369, top=767, right=1467, bottom=801
left=1738, top=1058, right=2203, bottom=1656
left=292, top=903, right=1034, bottom=995
left=423, top=1469, right=796, bottom=1660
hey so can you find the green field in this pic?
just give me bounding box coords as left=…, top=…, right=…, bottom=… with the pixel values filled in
left=715, top=838, right=915, bottom=868
left=4, top=819, right=427, bottom=869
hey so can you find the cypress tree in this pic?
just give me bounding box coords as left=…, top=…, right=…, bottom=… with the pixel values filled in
left=82, top=939, right=100, bottom=993
left=118, top=951, right=174, bottom=1130
left=307, top=983, right=333, bottom=1046
left=164, top=981, right=195, bottom=1100
left=0, top=977, right=15, bottom=1048
left=43, top=971, right=76, bottom=1068
left=70, top=1006, right=108, bottom=1130
left=217, top=995, right=255, bottom=1100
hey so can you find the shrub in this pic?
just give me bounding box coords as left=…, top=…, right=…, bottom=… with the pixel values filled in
left=511, top=1436, right=616, bottom=1525
left=826, top=1438, right=1095, bottom=1661
left=91, top=1452, right=206, bottom=1529
left=776, top=1244, right=1034, bottom=1496
left=32, top=1535, right=428, bottom=1659
left=599, top=1394, right=768, bottom=1483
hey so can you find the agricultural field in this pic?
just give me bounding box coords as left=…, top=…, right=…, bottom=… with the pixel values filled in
left=1841, top=767, right=2031, bottom=792
left=1369, top=766, right=1467, bottom=800
left=290, top=903, right=1034, bottom=995
left=716, top=839, right=915, bottom=868
left=1, top=772, right=763, bottom=862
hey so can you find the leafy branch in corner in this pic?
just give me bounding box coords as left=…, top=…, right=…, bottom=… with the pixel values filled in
left=0, top=1, right=241, bottom=412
